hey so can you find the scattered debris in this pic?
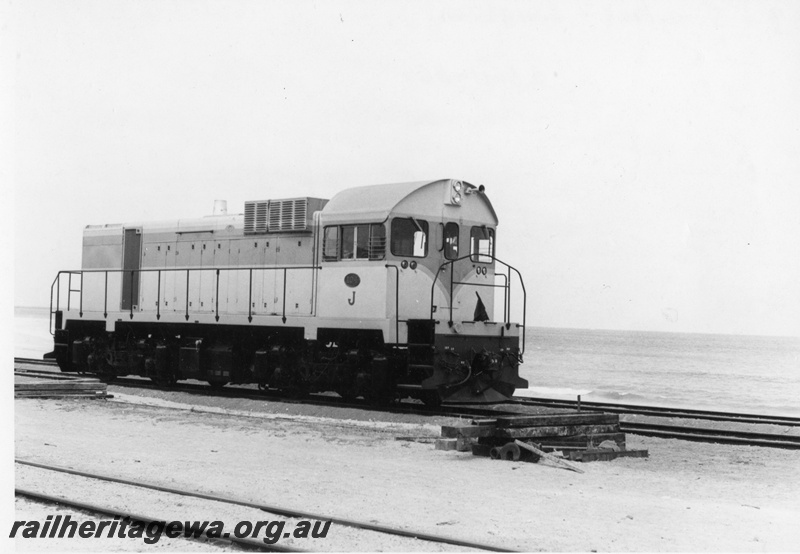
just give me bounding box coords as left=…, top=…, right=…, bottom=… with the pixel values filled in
left=515, top=440, right=585, bottom=473
left=439, top=412, right=648, bottom=466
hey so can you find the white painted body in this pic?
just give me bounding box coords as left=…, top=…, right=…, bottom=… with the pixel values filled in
left=57, top=179, right=521, bottom=347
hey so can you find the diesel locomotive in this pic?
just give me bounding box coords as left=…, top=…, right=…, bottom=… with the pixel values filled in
left=47, top=179, right=528, bottom=403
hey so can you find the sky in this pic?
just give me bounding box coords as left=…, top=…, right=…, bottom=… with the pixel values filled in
left=5, top=0, right=800, bottom=337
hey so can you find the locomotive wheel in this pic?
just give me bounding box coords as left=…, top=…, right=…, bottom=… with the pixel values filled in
left=365, top=390, right=395, bottom=406
left=419, top=390, right=442, bottom=407
left=96, top=371, right=116, bottom=384
left=363, top=378, right=396, bottom=406
left=87, top=344, right=116, bottom=382
left=336, top=389, right=358, bottom=403
left=282, top=382, right=308, bottom=399
left=151, top=374, right=177, bottom=387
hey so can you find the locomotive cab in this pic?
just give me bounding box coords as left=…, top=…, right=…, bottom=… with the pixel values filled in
left=316, top=179, right=528, bottom=403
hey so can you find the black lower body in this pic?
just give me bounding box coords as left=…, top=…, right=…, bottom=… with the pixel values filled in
left=50, top=315, right=527, bottom=404
left=406, top=321, right=529, bottom=403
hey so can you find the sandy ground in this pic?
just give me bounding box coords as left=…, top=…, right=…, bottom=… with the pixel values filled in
left=14, top=463, right=474, bottom=552
left=13, top=496, right=231, bottom=552
left=11, top=394, right=800, bottom=552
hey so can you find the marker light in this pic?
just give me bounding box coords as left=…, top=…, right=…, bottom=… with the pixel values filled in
left=446, top=179, right=464, bottom=206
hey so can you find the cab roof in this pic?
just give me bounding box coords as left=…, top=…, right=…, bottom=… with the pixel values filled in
left=321, top=179, right=498, bottom=225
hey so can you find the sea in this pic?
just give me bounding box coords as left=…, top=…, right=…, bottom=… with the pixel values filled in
left=12, top=307, right=800, bottom=418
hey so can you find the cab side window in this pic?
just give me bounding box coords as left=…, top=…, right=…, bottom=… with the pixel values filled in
left=391, top=218, right=428, bottom=258
left=443, top=222, right=459, bottom=260
left=323, top=224, right=386, bottom=261
left=341, top=224, right=367, bottom=259
left=470, top=226, right=494, bottom=263
left=323, top=226, right=339, bottom=261
left=368, top=223, right=386, bottom=260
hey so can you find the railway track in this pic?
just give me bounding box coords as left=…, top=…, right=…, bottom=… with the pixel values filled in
left=16, top=357, right=800, bottom=449
left=511, top=396, right=800, bottom=427
left=14, top=358, right=484, bottom=420
left=15, top=488, right=295, bottom=552
left=16, top=459, right=510, bottom=552
left=15, top=357, right=60, bottom=368
left=618, top=421, right=800, bottom=449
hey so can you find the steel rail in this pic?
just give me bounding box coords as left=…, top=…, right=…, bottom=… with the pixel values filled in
left=16, top=358, right=800, bottom=448
left=16, top=459, right=514, bottom=552
left=619, top=422, right=800, bottom=449
left=14, top=370, right=94, bottom=381
left=15, top=486, right=299, bottom=552
left=13, top=359, right=484, bottom=420
left=22, top=369, right=800, bottom=450
left=510, top=397, right=800, bottom=427
left=15, top=358, right=60, bottom=367
left=19, top=372, right=799, bottom=448
left=111, top=376, right=485, bottom=420
left=15, top=357, right=800, bottom=430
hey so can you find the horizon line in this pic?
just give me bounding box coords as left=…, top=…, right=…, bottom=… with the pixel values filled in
left=12, top=305, right=799, bottom=340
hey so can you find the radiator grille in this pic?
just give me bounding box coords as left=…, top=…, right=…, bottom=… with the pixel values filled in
left=244, top=198, right=312, bottom=234
left=244, top=201, right=269, bottom=234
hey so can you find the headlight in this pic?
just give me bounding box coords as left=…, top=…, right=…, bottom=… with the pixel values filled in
left=446, top=179, right=464, bottom=206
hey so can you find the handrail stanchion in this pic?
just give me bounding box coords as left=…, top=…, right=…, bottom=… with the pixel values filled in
left=49, top=273, right=59, bottom=336
left=430, top=264, right=445, bottom=320
left=507, top=265, right=527, bottom=355
left=281, top=268, right=287, bottom=323
left=507, top=269, right=511, bottom=327
left=156, top=270, right=161, bottom=320
left=248, top=269, right=253, bottom=323
left=67, top=273, right=72, bottom=311
left=215, top=269, right=220, bottom=322
left=449, top=261, right=454, bottom=327
left=129, top=270, right=135, bottom=319
left=386, top=265, right=399, bottom=344
left=49, top=277, right=54, bottom=335
left=103, top=271, right=108, bottom=318
left=506, top=271, right=511, bottom=325
left=497, top=272, right=508, bottom=324
left=185, top=269, right=190, bottom=321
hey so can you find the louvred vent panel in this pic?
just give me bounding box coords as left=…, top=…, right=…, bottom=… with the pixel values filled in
left=244, top=198, right=321, bottom=234
left=244, top=200, right=269, bottom=234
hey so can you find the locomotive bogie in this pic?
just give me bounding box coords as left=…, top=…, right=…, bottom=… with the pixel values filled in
left=48, top=179, right=529, bottom=403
